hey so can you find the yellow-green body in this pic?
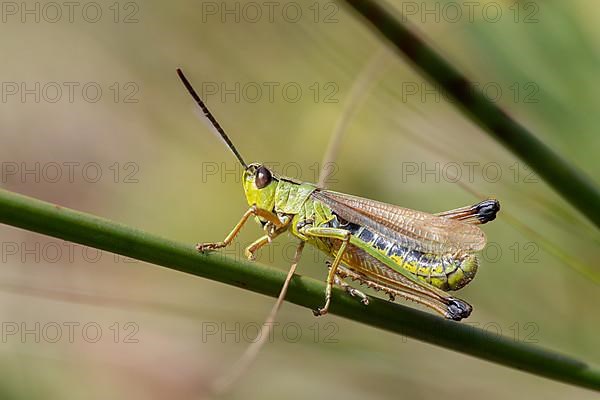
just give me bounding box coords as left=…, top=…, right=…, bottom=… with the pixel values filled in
left=243, top=170, right=478, bottom=292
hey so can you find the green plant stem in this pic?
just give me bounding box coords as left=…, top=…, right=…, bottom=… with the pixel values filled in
left=0, top=188, right=598, bottom=391
left=341, top=0, right=600, bottom=228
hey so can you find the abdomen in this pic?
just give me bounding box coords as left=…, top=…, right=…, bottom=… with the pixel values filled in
left=321, top=219, right=479, bottom=291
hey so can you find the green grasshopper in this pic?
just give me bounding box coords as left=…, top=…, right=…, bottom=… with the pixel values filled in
left=177, top=69, right=499, bottom=321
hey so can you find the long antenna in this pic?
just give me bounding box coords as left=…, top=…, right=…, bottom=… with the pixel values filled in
left=176, top=68, right=247, bottom=168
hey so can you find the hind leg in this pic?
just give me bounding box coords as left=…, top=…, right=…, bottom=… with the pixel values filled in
left=329, top=264, right=369, bottom=305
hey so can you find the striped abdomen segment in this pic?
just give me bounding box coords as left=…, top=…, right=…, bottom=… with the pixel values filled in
left=347, top=223, right=478, bottom=291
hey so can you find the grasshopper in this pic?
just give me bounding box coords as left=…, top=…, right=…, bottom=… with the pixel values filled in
left=177, top=69, right=499, bottom=321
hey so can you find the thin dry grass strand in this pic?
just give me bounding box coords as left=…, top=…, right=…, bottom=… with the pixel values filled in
left=318, top=47, right=389, bottom=188
left=209, top=241, right=305, bottom=397
left=206, top=48, right=390, bottom=397
left=205, top=50, right=503, bottom=397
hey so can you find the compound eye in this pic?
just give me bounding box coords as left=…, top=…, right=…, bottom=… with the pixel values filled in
left=255, top=166, right=272, bottom=189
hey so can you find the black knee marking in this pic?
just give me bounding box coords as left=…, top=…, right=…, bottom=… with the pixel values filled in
left=475, top=199, right=500, bottom=224
left=446, top=298, right=472, bottom=321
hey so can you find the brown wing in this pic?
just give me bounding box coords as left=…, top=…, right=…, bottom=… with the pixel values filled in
left=311, top=190, right=487, bottom=254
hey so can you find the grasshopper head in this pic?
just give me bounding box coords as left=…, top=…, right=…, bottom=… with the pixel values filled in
left=242, top=163, right=277, bottom=211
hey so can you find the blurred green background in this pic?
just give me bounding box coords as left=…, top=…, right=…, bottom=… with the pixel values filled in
left=0, top=0, right=598, bottom=398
